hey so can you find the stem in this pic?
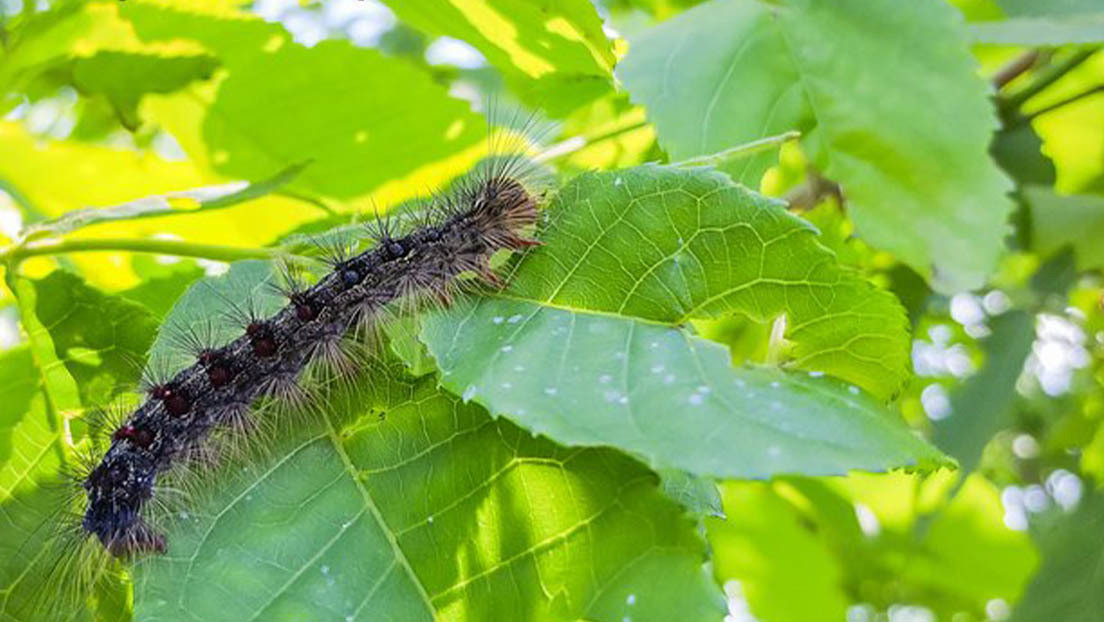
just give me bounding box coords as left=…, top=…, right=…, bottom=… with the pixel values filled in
left=671, top=131, right=802, bottom=168
left=1014, top=84, right=1104, bottom=126
left=535, top=120, right=649, bottom=163
left=992, top=49, right=1041, bottom=90
left=1, top=237, right=282, bottom=264
left=999, top=47, right=1098, bottom=115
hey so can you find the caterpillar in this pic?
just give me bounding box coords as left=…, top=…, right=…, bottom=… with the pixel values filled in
left=69, top=142, right=547, bottom=560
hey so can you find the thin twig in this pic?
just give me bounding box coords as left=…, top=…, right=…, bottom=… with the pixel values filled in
left=535, top=120, right=650, bottom=163
left=992, top=50, right=1041, bottom=90
left=670, top=131, right=801, bottom=168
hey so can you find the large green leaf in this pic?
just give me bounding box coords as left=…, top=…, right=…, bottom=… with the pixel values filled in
left=421, top=165, right=945, bottom=480
left=118, top=2, right=485, bottom=200
left=1011, top=492, right=1104, bottom=622
left=133, top=369, right=724, bottom=621
left=616, top=0, right=1014, bottom=292
left=381, top=0, right=615, bottom=115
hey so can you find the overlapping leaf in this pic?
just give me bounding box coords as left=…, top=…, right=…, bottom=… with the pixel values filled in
left=617, top=0, right=1014, bottom=292
left=381, top=0, right=615, bottom=115
left=0, top=2, right=216, bottom=120
left=421, top=165, right=944, bottom=480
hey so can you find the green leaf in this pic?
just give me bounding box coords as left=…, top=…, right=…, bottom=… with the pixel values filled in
left=707, top=473, right=1034, bottom=622
left=118, top=259, right=206, bottom=318
left=969, top=14, right=1104, bottom=45
left=1011, top=492, right=1104, bottom=621
left=0, top=347, right=78, bottom=621
left=659, top=469, right=724, bottom=518
left=380, top=0, right=615, bottom=115
left=27, top=270, right=160, bottom=406
left=616, top=0, right=1014, bottom=292
left=909, top=474, right=1038, bottom=611
left=11, top=276, right=82, bottom=422
left=0, top=3, right=131, bottom=113
left=386, top=317, right=438, bottom=378
left=933, top=310, right=1034, bottom=473
left=1024, top=185, right=1104, bottom=269
left=68, top=50, right=219, bottom=129
left=421, top=165, right=945, bottom=479
left=119, top=3, right=487, bottom=200
left=517, top=165, right=909, bottom=397
left=991, top=123, right=1057, bottom=187
left=707, top=481, right=849, bottom=622
left=133, top=370, right=725, bottom=621
left=20, top=162, right=307, bottom=241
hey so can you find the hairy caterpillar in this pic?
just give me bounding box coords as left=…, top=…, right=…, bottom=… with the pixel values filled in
left=65, top=143, right=546, bottom=561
